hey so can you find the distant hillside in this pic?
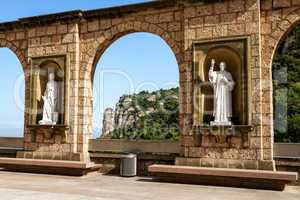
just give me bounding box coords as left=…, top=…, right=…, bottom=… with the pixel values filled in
left=101, top=87, right=179, bottom=140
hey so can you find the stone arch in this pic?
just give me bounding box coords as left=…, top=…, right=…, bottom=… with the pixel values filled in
left=0, top=38, right=27, bottom=138
left=79, top=19, right=185, bottom=138
left=265, top=8, right=300, bottom=69
left=266, top=9, right=300, bottom=144
left=262, top=9, right=300, bottom=116
left=259, top=8, right=300, bottom=156
left=0, top=38, right=27, bottom=71
left=82, top=20, right=183, bottom=77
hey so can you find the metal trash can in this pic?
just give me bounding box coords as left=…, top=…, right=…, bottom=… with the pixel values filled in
left=120, top=153, right=137, bottom=177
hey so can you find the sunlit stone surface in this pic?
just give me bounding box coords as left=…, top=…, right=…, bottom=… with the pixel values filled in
left=209, top=59, right=235, bottom=126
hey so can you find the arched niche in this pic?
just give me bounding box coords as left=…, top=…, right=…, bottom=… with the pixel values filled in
left=193, top=38, right=250, bottom=125
left=29, top=56, right=67, bottom=125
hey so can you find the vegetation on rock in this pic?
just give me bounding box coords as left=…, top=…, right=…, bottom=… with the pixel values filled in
left=102, top=87, right=179, bottom=140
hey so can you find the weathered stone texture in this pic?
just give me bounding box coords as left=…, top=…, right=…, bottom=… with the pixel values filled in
left=273, top=0, right=291, bottom=8
left=0, top=0, right=296, bottom=166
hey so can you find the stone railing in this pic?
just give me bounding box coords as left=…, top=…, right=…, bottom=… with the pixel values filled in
left=274, top=143, right=300, bottom=158
left=89, top=139, right=180, bottom=154
left=0, top=137, right=300, bottom=157
left=0, top=137, right=23, bottom=148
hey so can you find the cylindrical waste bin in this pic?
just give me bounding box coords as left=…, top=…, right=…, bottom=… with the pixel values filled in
left=120, top=153, right=137, bottom=177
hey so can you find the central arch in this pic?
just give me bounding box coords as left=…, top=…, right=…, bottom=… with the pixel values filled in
left=89, top=21, right=182, bottom=76
left=91, top=31, right=180, bottom=139
left=78, top=19, right=185, bottom=141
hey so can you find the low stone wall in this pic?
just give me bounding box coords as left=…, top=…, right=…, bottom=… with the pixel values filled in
left=275, top=157, right=300, bottom=184
left=273, top=144, right=300, bottom=183
left=0, top=137, right=24, bottom=158
left=89, top=139, right=180, bottom=154
left=89, top=139, right=180, bottom=176
left=0, top=137, right=23, bottom=148
left=274, top=143, right=300, bottom=157
left=91, top=153, right=176, bottom=176
left=0, top=137, right=299, bottom=178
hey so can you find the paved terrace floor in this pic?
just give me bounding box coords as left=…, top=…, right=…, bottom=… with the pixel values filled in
left=0, top=171, right=299, bottom=200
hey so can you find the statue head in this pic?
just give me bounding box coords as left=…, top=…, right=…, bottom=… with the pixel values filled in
left=48, top=72, right=55, bottom=81
left=220, top=62, right=226, bottom=71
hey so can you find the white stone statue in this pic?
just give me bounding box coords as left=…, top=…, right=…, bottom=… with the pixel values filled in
left=209, top=59, right=235, bottom=126
left=39, top=72, right=59, bottom=125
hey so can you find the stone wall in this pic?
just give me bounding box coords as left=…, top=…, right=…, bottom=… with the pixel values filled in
left=23, top=23, right=83, bottom=160
left=0, top=1, right=185, bottom=162
left=178, top=0, right=275, bottom=170
left=0, top=19, right=85, bottom=160
left=78, top=3, right=185, bottom=156
left=0, top=0, right=297, bottom=167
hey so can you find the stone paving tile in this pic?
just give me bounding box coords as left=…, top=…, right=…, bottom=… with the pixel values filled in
left=0, top=188, right=115, bottom=200
left=0, top=171, right=299, bottom=200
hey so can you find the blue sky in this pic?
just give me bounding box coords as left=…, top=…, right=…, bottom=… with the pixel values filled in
left=0, top=0, right=152, bottom=22
left=0, top=1, right=179, bottom=138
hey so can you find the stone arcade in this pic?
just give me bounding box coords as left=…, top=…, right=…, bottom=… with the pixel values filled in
left=0, top=0, right=298, bottom=186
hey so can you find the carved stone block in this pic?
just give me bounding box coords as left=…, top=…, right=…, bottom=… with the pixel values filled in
left=192, top=125, right=253, bottom=149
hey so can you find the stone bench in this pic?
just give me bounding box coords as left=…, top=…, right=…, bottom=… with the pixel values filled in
left=148, top=164, right=298, bottom=190
left=0, top=157, right=100, bottom=176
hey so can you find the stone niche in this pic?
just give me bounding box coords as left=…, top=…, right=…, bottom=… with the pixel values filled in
left=193, top=37, right=251, bottom=126
left=191, top=37, right=254, bottom=153
left=28, top=55, right=69, bottom=140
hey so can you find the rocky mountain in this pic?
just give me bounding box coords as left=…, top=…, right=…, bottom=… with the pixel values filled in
left=101, top=87, right=179, bottom=140
left=102, top=108, right=115, bottom=136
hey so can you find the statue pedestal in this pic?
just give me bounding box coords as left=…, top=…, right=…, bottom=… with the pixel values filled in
left=177, top=125, right=275, bottom=171
left=194, top=125, right=252, bottom=148
left=20, top=125, right=90, bottom=162
left=27, top=124, right=68, bottom=140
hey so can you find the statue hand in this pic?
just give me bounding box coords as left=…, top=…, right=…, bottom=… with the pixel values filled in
left=211, top=59, right=215, bottom=66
